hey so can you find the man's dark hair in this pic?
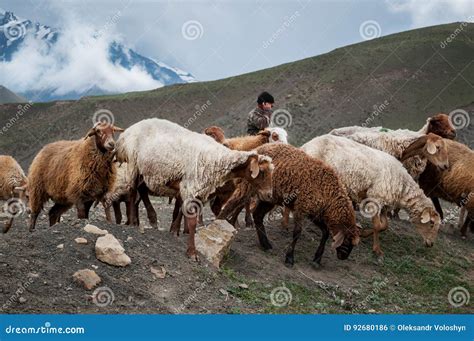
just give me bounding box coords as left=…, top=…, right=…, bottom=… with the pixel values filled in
left=257, top=91, right=274, bottom=104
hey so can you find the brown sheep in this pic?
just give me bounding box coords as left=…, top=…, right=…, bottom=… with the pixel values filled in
left=232, top=143, right=360, bottom=266
left=27, top=122, right=124, bottom=231
left=419, top=139, right=474, bottom=238
left=418, top=112, right=456, bottom=139
left=203, top=126, right=281, bottom=229
left=0, top=155, right=28, bottom=233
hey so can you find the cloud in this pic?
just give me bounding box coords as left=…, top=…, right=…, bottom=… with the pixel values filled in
left=0, top=15, right=162, bottom=98
left=387, top=0, right=474, bottom=27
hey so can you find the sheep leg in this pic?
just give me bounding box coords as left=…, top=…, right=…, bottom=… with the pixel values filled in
left=372, top=210, right=388, bottom=257
left=49, top=203, right=71, bottom=226
left=210, top=196, right=223, bottom=217
left=28, top=211, right=40, bottom=232
left=282, top=206, right=290, bottom=229
left=170, top=197, right=183, bottom=235
left=113, top=201, right=122, bottom=224
left=128, top=180, right=139, bottom=226
left=252, top=201, right=275, bottom=250
left=431, top=197, right=444, bottom=220
left=458, top=206, right=467, bottom=230
left=285, top=213, right=303, bottom=266
left=185, top=215, right=199, bottom=261
left=313, top=221, right=329, bottom=265
left=138, top=183, right=157, bottom=228
left=244, top=200, right=254, bottom=228
left=84, top=200, right=94, bottom=219
left=460, top=215, right=471, bottom=238
left=103, top=201, right=112, bottom=223
left=3, top=217, right=14, bottom=233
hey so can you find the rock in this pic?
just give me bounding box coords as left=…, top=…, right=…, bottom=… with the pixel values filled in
left=84, top=224, right=108, bottom=235
left=150, top=266, right=167, bottom=279
left=239, top=283, right=249, bottom=289
left=18, top=297, right=27, bottom=303
left=195, top=220, right=237, bottom=268
left=91, top=265, right=99, bottom=270
left=95, top=234, right=131, bottom=267
left=126, top=236, right=133, bottom=242
left=56, top=244, right=64, bottom=250
left=72, top=269, right=101, bottom=290
left=75, top=237, right=88, bottom=244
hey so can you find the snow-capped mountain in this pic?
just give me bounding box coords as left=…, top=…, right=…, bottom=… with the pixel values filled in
left=0, top=9, right=196, bottom=102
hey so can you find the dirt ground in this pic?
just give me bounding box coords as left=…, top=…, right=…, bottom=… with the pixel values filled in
left=0, top=198, right=472, bottom=314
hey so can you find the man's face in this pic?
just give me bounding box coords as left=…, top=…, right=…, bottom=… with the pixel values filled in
left=261, top=102, right=274, bottom=110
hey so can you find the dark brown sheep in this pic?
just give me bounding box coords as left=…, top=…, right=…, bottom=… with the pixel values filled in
left=419, top=139, right=474, bottom=237
left=27, top=122, right=124, bottom=230
left=239, top=143, right=360, bottom=266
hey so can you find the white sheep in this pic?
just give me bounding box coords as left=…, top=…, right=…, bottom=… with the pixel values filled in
left=115, top=118, right=274, bottom=260
left=301, top=134, right=440, bottom=257
left=330, top=127, right=449, bottom=179
left=0, top=155, right=28, bottom=233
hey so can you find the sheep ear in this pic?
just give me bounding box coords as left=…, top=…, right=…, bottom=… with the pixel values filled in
left=401, top=135, right=427, bottom=161
left=258, top=130, right=271, bottom=138
left=421, top=209, right=431, bottom=224
left=426, top=141, right=437, bottom=155
left=84, top=127, right=97, bottom=140
left=113, top=126, right=125, bottom=133
left=331, top=231, right=345, bottom=249
left=250, top=156, right=260, bottom=179
left=271, top=132, right=279, bottom=142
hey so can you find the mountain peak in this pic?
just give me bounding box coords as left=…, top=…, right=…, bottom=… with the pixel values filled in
left=0, top=9, right=195, bottom=102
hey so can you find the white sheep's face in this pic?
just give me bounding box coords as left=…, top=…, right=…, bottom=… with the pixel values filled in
left=415, top=207, right=440, bottom=247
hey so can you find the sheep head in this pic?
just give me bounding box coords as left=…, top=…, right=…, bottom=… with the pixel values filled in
left=84, top=121, right=125, bottom=152
left=231, top=153, right=274, bottom=202
left=203, top=126, right=226, bottom=144
left=401, top=133, right=449, bottom=171
left=426, top=113, right=456, bottom=139
left=414, top=207, right=440, bottom=247
left=332, top=227, right=360, bottom=260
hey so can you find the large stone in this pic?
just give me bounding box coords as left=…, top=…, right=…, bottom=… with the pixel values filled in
left=73, top=269, right=101, bottom=290
left=84, top=224, right=108, bottom=235
left=95, top=234, right=131, bottom=267
left=195, top=219, right=237, bottom=268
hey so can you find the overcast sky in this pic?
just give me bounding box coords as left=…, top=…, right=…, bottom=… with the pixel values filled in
left=2, top=0, right=473, bottom=81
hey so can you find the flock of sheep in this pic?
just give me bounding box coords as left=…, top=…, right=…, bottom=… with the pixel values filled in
left=1, top=112, right=472, bottom=266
